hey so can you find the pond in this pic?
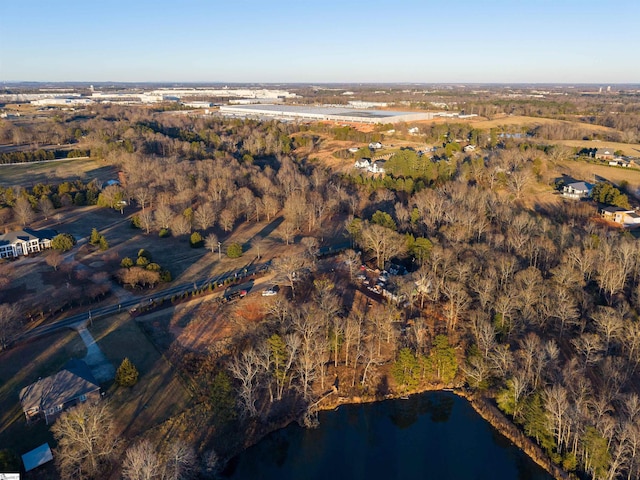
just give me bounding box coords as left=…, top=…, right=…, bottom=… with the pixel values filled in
left=223, top=391, right=553, bottom=480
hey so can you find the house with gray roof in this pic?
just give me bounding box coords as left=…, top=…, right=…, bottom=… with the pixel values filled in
left=0, top=228, right=55, bottom=259
left=562, top=181, right=593, bottom=200
left=595, top=148, right=616, bottom=160
left=19, top=359, right=101, bottom=424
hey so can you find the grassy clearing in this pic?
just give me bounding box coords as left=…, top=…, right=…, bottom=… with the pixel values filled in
left=88, top=313, right=193, bottom=439
left=554, top=158, right=640, bottom=193
left=0, top=330, right=86, bottom=454
left=552, top=139, right=640, bottom=157
left=0, top=157, right=118, bottom=187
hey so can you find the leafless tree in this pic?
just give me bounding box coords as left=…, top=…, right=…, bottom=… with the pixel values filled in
left=139, top=209, right=154, bottom=234
left=171, top=214, right=191, bottom=236
left=359, top=222, right=405, bottom=270
left=204, top=233, right=219, bottom=254
left=154, top=204, right=173, bottom=230
left=228, top=348, right=261, bottom=418
left=122, top=440, right=162, bottom=480
left=0, top=303, right=20, bottom=350
left=38, top=197, right=55, bottom=220
left=164, top=440, right=196, bottom=480
left=51, top=401, right=120, bottom=479
left=218, top=208, right=237, bottom=233
left=46, top=250, right=64, bottom=271
left=194, top=203, right=217, bottom=231
left=13, top=197, right=35, bottom=226
left=271, top=253, right=309, bottom=298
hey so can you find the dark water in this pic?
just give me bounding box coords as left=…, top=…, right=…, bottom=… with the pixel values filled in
left=223, top=392, right=553, bottom=480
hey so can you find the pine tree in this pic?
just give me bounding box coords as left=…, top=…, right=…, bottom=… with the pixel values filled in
left=115, top=358, right=139, bottom=387
left=89, top=228, right=101, bottom=246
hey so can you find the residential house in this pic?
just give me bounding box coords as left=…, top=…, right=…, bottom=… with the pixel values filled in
left=601, top=206, right=640, bottom=227
left=0, top=228, right=56, bottom=259
left=463, top=145, right=476, bottom=153
left=595, top=148, right=616, bottom=160
left=562, top=181, right=593, bottom=199
left=19, top=359, right=101, bottom=425
left=354, top=158, right=371, bottom=169
left=368, top=142, right=383, bottom=150
left=408, top=127, right=420, bottom=135
left=369, top=160, right=386, bottom=174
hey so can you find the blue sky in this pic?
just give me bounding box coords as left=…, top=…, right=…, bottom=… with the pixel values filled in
left=2, top=0, right=639, bottom=83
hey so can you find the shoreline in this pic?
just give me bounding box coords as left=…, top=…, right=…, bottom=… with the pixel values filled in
left=313, top=386, right=570, bottom=480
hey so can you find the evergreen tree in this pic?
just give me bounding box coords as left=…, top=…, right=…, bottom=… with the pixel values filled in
left=115, top=358, right=139, bottom=387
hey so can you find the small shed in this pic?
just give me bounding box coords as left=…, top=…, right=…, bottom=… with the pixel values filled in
left=22, top=443, right=53, bottom=473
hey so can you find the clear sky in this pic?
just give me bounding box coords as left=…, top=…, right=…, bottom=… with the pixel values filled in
left=2, top=0, right=639, bottom=84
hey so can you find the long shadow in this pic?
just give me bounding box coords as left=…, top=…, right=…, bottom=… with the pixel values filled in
left=254, top=217, right=284, bottom=240
left=243, top=216, right=284, bottom=252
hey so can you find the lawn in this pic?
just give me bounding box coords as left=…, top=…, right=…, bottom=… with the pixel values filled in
left=0, top=157, right=118, bottom=188
left=88, top=312, right=194, bottom=439
left=0, top=330, right=87, bottom=455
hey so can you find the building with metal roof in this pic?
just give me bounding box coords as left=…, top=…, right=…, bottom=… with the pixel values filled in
left=219, top=104, right=436, bottom=124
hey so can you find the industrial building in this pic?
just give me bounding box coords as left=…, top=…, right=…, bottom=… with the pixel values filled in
left=218, top=104, right=437, bottom=124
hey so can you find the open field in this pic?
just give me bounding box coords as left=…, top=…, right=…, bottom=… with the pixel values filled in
left=0, top=157, right=118, bottom=188
left=88, top=312, right=193, bottom=438
left=0, top=330, right=87, bottom=454
left=552, top=139, right=640, bottom=157
left=467, top=114, right=618, bottom=133
left=554, top=159, right=640, bottom=194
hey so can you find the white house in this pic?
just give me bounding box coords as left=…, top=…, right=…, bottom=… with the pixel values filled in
left=369, top=142, right=383, bottom=150
left=354, top=158, right=371, bottom=169
left=0, top=228, right=55, bottom=259
left=408, top=127, right=420, bottom=135
left=562, top=181, right=593, bottom=199
left=463, top=145, right=476, bottom=153
left=369, top=160, right=386, bottom=174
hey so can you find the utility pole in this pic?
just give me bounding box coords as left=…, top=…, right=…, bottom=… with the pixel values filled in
left=217, top=241, right=222, bottom=261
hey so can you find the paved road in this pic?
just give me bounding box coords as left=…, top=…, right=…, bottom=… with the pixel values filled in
left=16, top=259, right=271, bottom=343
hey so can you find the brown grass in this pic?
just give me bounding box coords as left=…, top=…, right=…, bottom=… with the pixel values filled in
left=88, top=312, right=193, bottom=439
left=0, top=330, right=87, bottom=454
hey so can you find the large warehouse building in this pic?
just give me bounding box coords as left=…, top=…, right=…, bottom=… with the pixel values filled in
left=218, top=104, right=437, bottom=124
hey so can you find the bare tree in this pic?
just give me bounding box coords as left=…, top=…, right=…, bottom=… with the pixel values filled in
left=51, top=401, right=120, bottom=479
left=171, top=214, right=191, bottom=236
left=194, top=203, right=217, bottom=231
left=204, top=233, right=219, bottom=254
left=122, top=440, right=162, bottom=480
left=13, top=197, right=35, bottom=226
left=271, top=253, right=309, bottom=298
left=138, top=209, right=154, bottom=234
left=38, top=197, right=55, bottom=220
left=228, top=348, right=261, bottom=418
left=46, top=250, right=64, bottom=271
left=359, top=222, right=405, bottom=270
left=0, top=303, right=20, bottom=350
left=218, top=208, right=237, bottom=233
left=164, top=440, right=196, bottom=480
left=154, top=204, right=173, bottom=230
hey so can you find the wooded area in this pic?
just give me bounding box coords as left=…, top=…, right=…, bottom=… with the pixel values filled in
left=2, top=88, right=640, bottom=479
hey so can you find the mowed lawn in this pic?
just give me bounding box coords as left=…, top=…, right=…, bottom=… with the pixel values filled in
left=0, top=330, right=87, bottom=455
left=0, top=157, right=118, bottom=188
left=88, top=312, right=194, bottom=439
